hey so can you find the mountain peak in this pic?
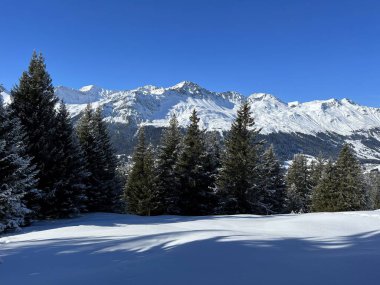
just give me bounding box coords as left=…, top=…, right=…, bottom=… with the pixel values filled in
left=169, top=81, right=209, bottom=95
left=79, top=84, right=103, bottom=93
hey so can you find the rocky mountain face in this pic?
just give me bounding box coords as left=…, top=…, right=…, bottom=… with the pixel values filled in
left=2, top=81, right=380, bottom=166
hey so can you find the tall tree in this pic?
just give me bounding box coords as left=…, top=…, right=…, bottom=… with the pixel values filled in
left=174, top=109, right=215, bottom=215
left=259, top=145, right=286, bottom=214
left=77, top=105, right=121, bottom=212
left=10, top=52, right=60, bottom=217
left=285, top=154, right=312, bottom=213
left=311, top=159, right=337, bottom=212
left=154, top=115, right=182, bottom=214
left=51, top=102, right=88, bottom=217
left=124, top=128, right=156, bottom=215
left=216, top=102, right=260, bottom=214
left=0, top=102, right=37, bottom=232
left=334, top=144, right=367, bottom=211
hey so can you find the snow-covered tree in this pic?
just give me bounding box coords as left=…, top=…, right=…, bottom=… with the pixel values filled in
left=0, top=102, right=37, bottom=232
left=216, top=102, right=261, bottom=214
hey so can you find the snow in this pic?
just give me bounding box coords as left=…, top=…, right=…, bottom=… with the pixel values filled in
left=53, top=81, right=380, bottom=137
left=1, top=211, right=380, bottom=285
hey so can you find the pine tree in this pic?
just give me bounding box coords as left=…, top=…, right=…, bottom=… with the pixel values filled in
left=259, top=145, right=286, bottom=214
left=77, top=105, right=121, bottom=212
left=285, top=154, right=312, bottom=213
left=10, top=52, right=61, bottom=217
left=174, top=109, right=215, bottom=215
left=310, top=154, right=325, bottom=190
left=311, top=159, right=337, bottom=212
left=124, top=128, right=156, bottom=215
left=366, top=170, right=380, bottom=209
left=216, top=102, right=260, bottom=214
left=51, top=102, right=88, bottom=217
left=0, top=102, right=37, bottom=232
left=154, top=115, right=182, bottom=214
left=334, top=144, right=367, bottom=211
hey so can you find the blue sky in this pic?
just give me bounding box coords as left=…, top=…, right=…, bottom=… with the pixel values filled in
left=1, top=0, right=379, bottom=106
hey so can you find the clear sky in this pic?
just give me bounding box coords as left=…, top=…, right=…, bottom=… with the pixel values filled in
left=1, top=0, right=379, bottom=106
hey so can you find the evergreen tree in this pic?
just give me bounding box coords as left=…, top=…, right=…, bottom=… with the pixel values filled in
left=285, top=154, right=312, bottom=213
left=334, top=144, right=367, bottom=211
left=311, top=159, right=337, bottom=212
left=124, top=129, right=156, bottom=215
left=77, top=105, right=121, bottom=212
left=310, top=154, right=325, bottom=190
left=366, top=170, right=380, bottom=209
left=51, top=102, right=88, bottom=217
left=259, top=145, right=286, bottom=214
left=154, top=115, right=182, bottom=214
left=10, top=52, right=61, bottom=217
left=174, top=109, right=215, bottom=215
left=216, top=102, right=261, bottom=214
left=0, top=102, right=37, bottom=232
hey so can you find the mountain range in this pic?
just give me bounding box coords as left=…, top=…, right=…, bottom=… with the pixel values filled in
left=2, top=81, right=380, bottom=166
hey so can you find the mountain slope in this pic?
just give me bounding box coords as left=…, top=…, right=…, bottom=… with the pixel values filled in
left=2, top=81, right=380, bottom=163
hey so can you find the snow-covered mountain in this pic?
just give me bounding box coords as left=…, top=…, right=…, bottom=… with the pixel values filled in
left=2, top=81, right=380, bottom=163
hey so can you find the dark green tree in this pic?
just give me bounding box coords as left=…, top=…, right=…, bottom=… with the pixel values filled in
left=154, top=115, right=182, bottom=214
left=77, top=105, right=121, bottom=212
left=259, top=145, right=286, bottom=214
left=285, top=154, right=312, bottom=213
left=311, top=159, right=337, bottom=212
left=216, top=102, right=261, bottom=214
left=334, top=144, right=367, bottom=211
left=10, top=52, right=61, bottom=217
left=124, top=128, right=156, bottom=215
left=174, top=109, right=215, bottom=215
left=51, top=102, right=88, bottom=217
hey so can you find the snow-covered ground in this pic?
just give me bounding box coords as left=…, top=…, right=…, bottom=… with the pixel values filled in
left=1, top=211, right=380, bottom=285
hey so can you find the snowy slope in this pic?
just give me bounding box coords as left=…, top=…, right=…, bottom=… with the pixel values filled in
left=1, top=211, right=380, bottom=285
left=53, top=81, right=380, bottom=136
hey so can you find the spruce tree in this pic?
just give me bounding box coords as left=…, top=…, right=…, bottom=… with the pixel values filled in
left=174, top=109, right=215, bottom=215
left=285, top=154, right=312, bottom=213
left=311, top=159, right=337, bottom=212
left=0, top=102, right=37, bottom=232
left=10, top=52, right=61, bottom=217
left=51, top=102, right=88, bottom=217
left=154, top=115, right=182, bottom=214
left=124, top=128, right=156, bottom=215
left=77, top=105, right=121, bottom=212
left=334, top=144, right=367, bottom=211
left=216, top=102, right=260, bottom=214
left=259, top=145, right=286, bottom=214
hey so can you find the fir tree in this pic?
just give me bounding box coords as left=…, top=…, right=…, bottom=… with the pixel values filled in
left=310, top=154, right=325, bottom=190
left=216, top=102, right=260, bottom=214
left=334, top=144, right=367, bottom=211
left=10, top=52, right=60, bottom=217
left=124, top=129, right=156, bottom=215
left=51, top=102, right=88, bottom=217
left=77, top=105, right=121, bottom=212
left=366, top=170, right=380, bottom=209
left=259, top=145, right=286, bottom=214
left=285, top=154, right=312, bottom=213
left=154, top=114, right=182, bottom=214
left=0, top=102, right=37, bottom=232
left=174, top=109, right=215, bottom=215
left=311, top=159, right=337, bottom=212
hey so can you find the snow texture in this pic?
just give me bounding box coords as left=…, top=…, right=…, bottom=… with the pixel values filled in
left=1, top=211, right=380, bottom=285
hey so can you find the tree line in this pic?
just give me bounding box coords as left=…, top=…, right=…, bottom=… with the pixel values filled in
left=1, top=53, right=380, bottom=233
